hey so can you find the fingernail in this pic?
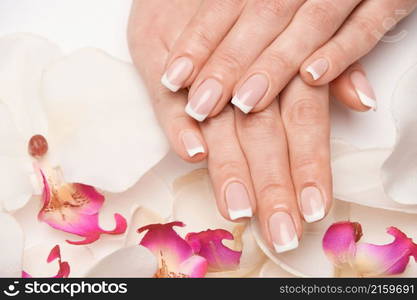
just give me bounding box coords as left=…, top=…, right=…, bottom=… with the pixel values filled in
left=181, top=131, right=205, bottom=157
left=300, top=186, right=325, bottom=223
left=161, top=57, right=194, bottom=92
left=225, top=182, right=252, bottom=220
left=231, top=74, right=269, bottom=114
left=185, top=78, right=223, bottom=122
left=269, top=212, right=298, bottom=253
left=306, top=58, right=329, bottom=81
left=350, top=71, right=377, bottom=110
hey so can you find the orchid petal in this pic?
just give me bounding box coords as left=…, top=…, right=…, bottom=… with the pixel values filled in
left=86, top=246, right=157, bottom=278
left=23, top=243, right=94, bottom=277
left=0, top=103, right=34, bottom=211
left=23, top=245, right=70, bottom=278
left=251, top=200, right=351, bottom=277
left=354, top=227, right=417, bottom=277
left=0, top=34, right=60, bottom=141
left=38, top=170, right=127, bottom=245
left=332, top=149, right=417, bottom=213
left=186, top=229, right=241, bottom=272
left=138, top=222, right=207, bottom=277
left=41, top=48, right=169, bottom=193
left=382, top=63, right=417, bottom=204
left=322, top=222, right=362, bottom=268
left=173, top=169, right=234, bottom=234
left=0, top=213, right=24, bottom=277
left=258, top=260, right=296, bottom=278
left=173, top=168, right=269, bottom=276
left=125, top=207, right=164, bottom=247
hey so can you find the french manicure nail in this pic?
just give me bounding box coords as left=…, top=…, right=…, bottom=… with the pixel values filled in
left=269, top=212, right=299, bottom=253
left=350, top=71, right=377, bottom=110
left=306, top=58, right=329, bottom=81
left=185, top=78, right=223, bottom=122
left=161, top=57, right=194, bottom=92
left=225, top=182, right=252, bottom=220
left=181, top=132, right=205, bottom=157
left=231, top=74, right=269, bottom=114
left=300, top=186, right=325, bottom=223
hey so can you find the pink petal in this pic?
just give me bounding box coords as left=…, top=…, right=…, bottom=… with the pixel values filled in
left=38, top=170, right=127, bottom=245
left=138, top=222, right=207, bottom=278
left=22, top=245, right=70, bottom=278
left=322, top=221, right=362, bottom=267
left=186, top=229, right=241, bottom=272
left=354, top=227, right=417, bottom=276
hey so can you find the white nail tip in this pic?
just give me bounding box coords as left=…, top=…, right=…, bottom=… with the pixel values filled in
left=273, top=236, right=299, bottom=253
left=356, top=90, right=377, bottom=110
left=228, top=208, right=253, bottom=221
left=231, top=96, right=252, bottom=114
left=185, top=103, right=207, bottom=122
left=306, top=66, right=321, bottom=81
left=303, top=206, right=325, bottom=223
left=161, top=73, right=180, bottom=92
left=186, top=146, right=205, bottom=157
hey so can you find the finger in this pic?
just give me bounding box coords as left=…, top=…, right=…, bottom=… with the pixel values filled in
left=200, top=105, right=256, bottom=221
left=301, top=0, right=417, bottom=85
left=185, top=0, right=306, bottom=121
left=330, top=62, right=378, bottom=111
left=129, top=25, right=207, bottom=163
left=160, top=0, right=245, bottom=92
left=280, top=77, right=331, bottom=223
left=232, top=0, right=362, bottom=114
left=235, top=101, right=302, bottom=253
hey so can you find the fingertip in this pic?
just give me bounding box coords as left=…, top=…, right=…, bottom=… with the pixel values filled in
left=330, top=63, right=377, bottom=112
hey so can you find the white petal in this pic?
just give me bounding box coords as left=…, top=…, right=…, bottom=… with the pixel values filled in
left=0, top=213, right=24, bottom=277
left=0, top=34, right=61, bottom=141
left=332, top=149, right=417, bottom=213
left=172, top=168, right=235, bottom=234
left=251, top=200, right=351, bottom=277
left=85, top=246, right=157, bottom=278
left=23, top=243, right=94, bottom=277
left=382, top=64, right=417, bottom=204
left=41, top=48, right=169, bottom=193
left=0, top=103, right=34, bottom=212
left=258, top=260, right=296, bottom=278
left=0, top=156, right=34, bottom=212
left=125, top=207, right=164, bottom=247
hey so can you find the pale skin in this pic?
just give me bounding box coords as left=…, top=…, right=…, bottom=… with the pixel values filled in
left=128, top=0, right=416, bottom=252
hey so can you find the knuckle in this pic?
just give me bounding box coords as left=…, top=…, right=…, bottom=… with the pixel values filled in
left=265, top=48, right=296, bottom=71
left=292, top=154, right=323, bottom=172
left=239, top=108, right=279, bottom=132
left=215, top=160, right=246, bottom=178
left=213, top=47, right=247, bottom=74
left=302, top=1, right=337, bottom=32
left=287, top=99, right=324, bottom=126
left=257, top=182, right=293, bottom=207
left=190, top=26, right=217, bottom=54
left=348, top=15, right=380, bottom=43
left=254, top=0, right=291, bottom=19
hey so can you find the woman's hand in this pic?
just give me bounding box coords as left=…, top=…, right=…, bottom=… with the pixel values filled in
left=161, top=0, right=416, bottom=120
left=128, top=0, right=378, bottom=252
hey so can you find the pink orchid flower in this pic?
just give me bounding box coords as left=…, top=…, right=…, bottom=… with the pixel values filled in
left=38, top=169, right=127, bottom=245
left=22, top=245, right=70, bottom=278
left=138, top=222, right=241, bottom=277
left=186, top=229, right=241, bottom=272
left=323, top=221, right=417, bottom=276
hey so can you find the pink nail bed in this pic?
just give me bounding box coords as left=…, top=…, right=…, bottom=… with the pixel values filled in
left=269, top=212, right=298, bottom=253
left=161, top=57, right=194, bottom=92
left=231, top=74, right=269, bottom=114
left=185, top=78, right=223, bottom=122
